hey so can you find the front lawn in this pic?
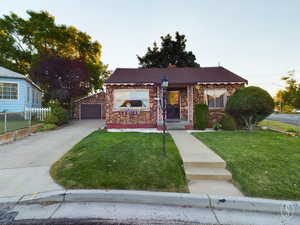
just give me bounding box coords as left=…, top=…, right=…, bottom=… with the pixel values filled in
left=51, top=130, right=188, bottom=192
left=193, top=131, right=300, bottom=200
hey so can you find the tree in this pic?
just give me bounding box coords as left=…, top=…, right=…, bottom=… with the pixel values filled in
left=277, top=70, right=300, bottom=110
left=137, top=32, right=200, bottom=68
left=0, top=10, right=107, bottom=91
left=226, top=86, right=274, bottom=130
left=30, top=55, right=91, bottom=107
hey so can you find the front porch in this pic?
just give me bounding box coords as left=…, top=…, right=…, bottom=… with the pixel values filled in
left=157, top=85, right=194, bottom=130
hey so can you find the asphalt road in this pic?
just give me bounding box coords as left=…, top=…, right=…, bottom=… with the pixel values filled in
left=267, top=113, right=300, bottom=126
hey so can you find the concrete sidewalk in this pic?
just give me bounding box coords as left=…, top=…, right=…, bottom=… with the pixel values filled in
left=169, top=130, right=242, bottom=197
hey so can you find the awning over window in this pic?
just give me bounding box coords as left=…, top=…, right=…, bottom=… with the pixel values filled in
left=204, top=89, right=227, bottom=98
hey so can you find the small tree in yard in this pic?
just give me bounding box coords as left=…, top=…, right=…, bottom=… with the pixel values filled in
left=30, top=55, right=91, bottom=108
left=226, top=86, right=274, bottom=130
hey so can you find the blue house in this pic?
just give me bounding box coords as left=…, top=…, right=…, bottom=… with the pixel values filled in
left=0, top=66, right=42, bottom=112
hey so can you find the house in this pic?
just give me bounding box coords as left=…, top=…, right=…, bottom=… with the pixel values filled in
left=74, top=92, right=106, bottom=119
left=0, top=66, right=42, bottom=112
left=104, top=66, right=247, bottom=129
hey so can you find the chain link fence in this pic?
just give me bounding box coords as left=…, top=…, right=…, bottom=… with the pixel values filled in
left=0, top=108, right=51, bottom=134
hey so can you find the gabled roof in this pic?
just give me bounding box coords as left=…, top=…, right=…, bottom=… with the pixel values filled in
left=105, top=67, right=247, bottom=85
left=0, top=66, right=25, bottom=79
left=0, top=66, right=42, bottom=91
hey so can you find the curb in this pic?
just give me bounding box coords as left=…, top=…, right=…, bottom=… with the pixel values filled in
left=1, top=189, right=299, bottom=215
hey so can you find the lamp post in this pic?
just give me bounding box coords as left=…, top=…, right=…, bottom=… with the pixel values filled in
left=161, top=76, right=169, bottom=156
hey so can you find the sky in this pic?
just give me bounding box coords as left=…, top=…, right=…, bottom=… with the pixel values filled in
left=1, top=0, right=300, bottom=96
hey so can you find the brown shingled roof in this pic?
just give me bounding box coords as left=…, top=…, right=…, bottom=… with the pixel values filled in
left=105, top=67, right=247, bottom=84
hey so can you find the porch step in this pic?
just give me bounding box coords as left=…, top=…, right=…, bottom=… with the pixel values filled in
left=166, top=125, right=186, bottom=130
left=186, top=167, right=232, bottom=181
left=184, top=161, right=226, bottom=169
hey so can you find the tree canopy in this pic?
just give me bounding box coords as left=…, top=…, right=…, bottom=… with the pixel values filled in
left=276, top=70, right=300, bottom=110
left=137, top=32, right=199, bottom=68
left=0, top=10, right=108, bottom=91
left=30, top=55, right=91, bottom=107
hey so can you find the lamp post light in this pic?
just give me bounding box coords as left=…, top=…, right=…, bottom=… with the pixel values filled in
left=161, top=76, right=169, bottom=156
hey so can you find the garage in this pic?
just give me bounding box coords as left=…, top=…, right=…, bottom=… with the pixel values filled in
left=74, top=92, right=106, bottom=120
left=80, top=104, right=101, bottom=119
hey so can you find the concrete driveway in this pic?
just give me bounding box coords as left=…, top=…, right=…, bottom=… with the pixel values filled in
left=0, top=120, right=104, bottom=197
left=267, top=113, right=300, bottom=126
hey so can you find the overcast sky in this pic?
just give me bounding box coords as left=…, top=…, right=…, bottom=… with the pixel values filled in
left=1, top=0, right=300, bottom=96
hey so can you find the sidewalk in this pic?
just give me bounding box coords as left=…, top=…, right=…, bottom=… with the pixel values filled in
left=169, top=130, right=242, bottom=197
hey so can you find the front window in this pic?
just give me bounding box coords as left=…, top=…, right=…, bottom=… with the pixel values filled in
left=0, top=82, right=18, bottom=100
left=205, top=89, right=227, bottom=108
left=113, top=89, right=149, bottom=110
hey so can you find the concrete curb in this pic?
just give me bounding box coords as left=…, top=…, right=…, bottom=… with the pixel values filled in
left=1, top=189, right=299, bottom=215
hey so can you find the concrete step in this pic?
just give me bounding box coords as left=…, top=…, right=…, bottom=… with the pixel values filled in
left=186, top=167, right=232, bottom=181
left=184, top=161, right=226, bottom=169
left=188, top=180, right=243, bottom=196
left=167, top=126, right=186, bottom=130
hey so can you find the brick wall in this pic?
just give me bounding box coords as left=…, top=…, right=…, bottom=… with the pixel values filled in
left=180, top=88, right=188, bottom=120
left=192, top=83, right=245, bottom=124
left=74, top=92, right=106, bottom=119
left=105, top=85, right=158, bottom=128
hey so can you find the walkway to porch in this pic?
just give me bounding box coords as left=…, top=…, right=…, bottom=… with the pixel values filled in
left=169, top=130, right=243, bottom=197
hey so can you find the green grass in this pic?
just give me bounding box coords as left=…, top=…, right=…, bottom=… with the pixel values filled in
left=0, top=120, right=42, bottom=134
left=51, top=130, right=188, bottom=192
left=36, top=123, right=58, bottom=132
left=193, top=131, right=300, bottom=200
left=259, top=120, right=300, bottom=134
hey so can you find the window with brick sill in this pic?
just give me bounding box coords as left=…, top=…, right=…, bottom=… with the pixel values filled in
left=113, top=89, right=150, bottom=111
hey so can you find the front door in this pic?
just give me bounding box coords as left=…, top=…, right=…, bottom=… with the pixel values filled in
left=167, top=91, right=180, bottom=119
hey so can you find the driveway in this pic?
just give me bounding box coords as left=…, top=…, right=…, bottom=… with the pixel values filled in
left=0, top=120, right=104, bottom=197
left=267, top=113, right=300, bottom=126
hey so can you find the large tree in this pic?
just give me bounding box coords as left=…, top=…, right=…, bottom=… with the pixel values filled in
left=0, top=10, right=108, bottom=91
left=137, top=32, right=200, bottom=68
left=30, top=55, right=91, bottom=107
left=275, top=70, right=300, bottom=111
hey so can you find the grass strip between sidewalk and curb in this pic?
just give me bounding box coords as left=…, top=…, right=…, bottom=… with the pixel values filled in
left=259, top=119, right=300, bottom=133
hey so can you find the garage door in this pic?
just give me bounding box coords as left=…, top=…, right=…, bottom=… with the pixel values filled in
left=80, top=104, right=101, bottom=119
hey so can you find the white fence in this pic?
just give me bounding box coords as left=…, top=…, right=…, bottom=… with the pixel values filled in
left=25, top=107, right=51, bottom=121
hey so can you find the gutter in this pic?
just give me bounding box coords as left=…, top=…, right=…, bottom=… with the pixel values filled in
left=1, top=190, right=299, bottom=225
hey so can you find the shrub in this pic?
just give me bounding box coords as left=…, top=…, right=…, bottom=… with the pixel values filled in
left=37, top=123, right=58, bottom=132
left=194, top=104, right=209, bottom=130
left=46, top=101, right=69, bottom=126
left=226, top=86, right=274, bottom=130
left=286, top=128, right=297, bottom=133
left=220, top=114, right=237, bottom=130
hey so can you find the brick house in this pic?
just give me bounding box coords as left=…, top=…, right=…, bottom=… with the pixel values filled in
left=104, top=67, right=247, bottom=130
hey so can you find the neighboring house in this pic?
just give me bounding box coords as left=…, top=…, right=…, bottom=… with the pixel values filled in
left=74, top=92, right=106, bottom=119
left=0, top=66, right=42, bottom=112
left=104, top=66, right=247, bottom=129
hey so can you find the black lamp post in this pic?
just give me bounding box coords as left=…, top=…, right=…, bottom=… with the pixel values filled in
left=161, top=76, right=169, bottom=155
